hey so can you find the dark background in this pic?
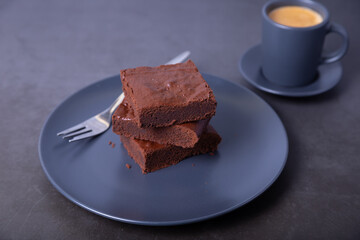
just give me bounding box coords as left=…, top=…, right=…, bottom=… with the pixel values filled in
left=1, top=0, right=359, bottom=239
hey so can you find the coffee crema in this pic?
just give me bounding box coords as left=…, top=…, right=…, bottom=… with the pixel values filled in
left=268, top=6, right=323, bottom=28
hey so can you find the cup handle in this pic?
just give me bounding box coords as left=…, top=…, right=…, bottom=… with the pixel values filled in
left=321, top=22, right=349, bottom=64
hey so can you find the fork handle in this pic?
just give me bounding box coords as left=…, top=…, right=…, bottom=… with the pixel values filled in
left=108, top=92, right=125, bottom=114
left=165, top=51, right=190, bottom=65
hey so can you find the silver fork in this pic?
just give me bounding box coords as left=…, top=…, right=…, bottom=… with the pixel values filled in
left=57, top=51, right=191, bottom=142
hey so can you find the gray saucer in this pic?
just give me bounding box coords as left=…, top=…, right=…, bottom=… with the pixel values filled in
left=239, top=44, right=343, bottom=97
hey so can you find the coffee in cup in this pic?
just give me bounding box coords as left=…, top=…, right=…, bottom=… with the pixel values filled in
left=268, top=6, right=323, bottom=28
left=262, top=0, right=349, bottom=87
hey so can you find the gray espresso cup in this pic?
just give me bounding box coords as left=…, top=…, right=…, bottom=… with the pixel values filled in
left=262, top=0, right=349, bottom=87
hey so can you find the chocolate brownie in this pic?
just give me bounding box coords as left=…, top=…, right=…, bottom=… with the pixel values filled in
left=112, top=98, right=210, bottom=148
left=120, top=60, right=217, bottom=128
left=120, top=125, right=221, bottom=174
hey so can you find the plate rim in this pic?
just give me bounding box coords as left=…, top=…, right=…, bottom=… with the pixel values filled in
left=38, top=73, right=289, bottom=226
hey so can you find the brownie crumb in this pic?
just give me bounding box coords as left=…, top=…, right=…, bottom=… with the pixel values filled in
left=109, top=141, right=112, bottom=145
left=192, top=163, right=195, bottom=167
left=126, top=163, right=131, bottom=169
left=111, top=143, right=115, bottom=148
left=209, top=152, right=215, bottom=156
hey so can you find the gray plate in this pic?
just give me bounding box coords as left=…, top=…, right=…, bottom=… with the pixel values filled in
left=239, top=44, right=342, bottom=97
left=38, top=74, right=288, bottom=226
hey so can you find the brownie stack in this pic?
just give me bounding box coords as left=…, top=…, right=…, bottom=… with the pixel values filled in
left=112, top=60, right=221, bottom=173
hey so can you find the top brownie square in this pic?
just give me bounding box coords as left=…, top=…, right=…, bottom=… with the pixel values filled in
left=120, top=60, right=217, bottom=128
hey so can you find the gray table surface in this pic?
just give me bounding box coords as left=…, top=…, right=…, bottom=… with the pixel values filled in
left=1, top=0, right=359, bottom=239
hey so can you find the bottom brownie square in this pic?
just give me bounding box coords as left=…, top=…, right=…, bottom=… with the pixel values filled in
left=120, top=125, right=221, bottom=174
